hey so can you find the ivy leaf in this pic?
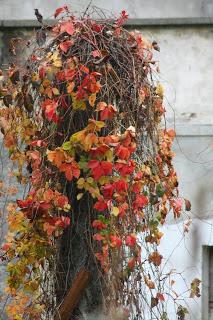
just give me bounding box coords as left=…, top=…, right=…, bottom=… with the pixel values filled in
left=111, top=206, right=119, bottom=217
left=94, top=199, right=108, bottom=211
left=86, top=119, right=105, bottom=132
left=59, top=161, right=80, bottom=181
left=60, top=21, right=75, bottom=35
left=190, top=278, right=201, bottom=298
left=156, top=293, right=165, bottom=302
left=125, top=234, right=137, bottom=247
left=177, top=305, right=188, bottom=320
left=59, top=40, right=74, bottom=53
left=62, top=141, right=72, bottom=151
left=156, top=183, right=165, bottom=197
left=77, top=193, right=83, bottom=200
left=148, top=251, right=163, bottom=266
left=151, top=297, right=159, bottom=308
left=88, top=93, right=96, bottom=107
left=47, top=149, right=65, bottom=167
left=184, top=198, right=191, bottom=211
left=54, top=5, right=69, bottom=18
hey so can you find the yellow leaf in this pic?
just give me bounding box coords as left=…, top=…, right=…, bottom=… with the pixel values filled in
left=42, top=78, right=51, bottom=88
left=111, top=206, right=119, bottom=217
left=52, top=87, right=60, bottom=95
left=72, top=95, right=86, bottom=110
left=86, top=177, right=94, bottom=184
left=86, top=119, right=105, bottom=132
left=51, top=51, right=62, bottom=68
left=77, top=193, right=83, bottom=200
left=77, top=177, right=85, bottom=189
left=98, top=176, right=109, bottom=185
left=156, top=83, right=164, bottom=98
left=31, top=73, right=40, bottom=83
left=88, top=93, right=96, bottom=107
left=67, top=82, right=75, bottom=94
left=39, top=85, right=44, bottom=94
left=106, top=149, right=113, bottom=162
left=70, top=130, right=85, bottom=144
left=83, top=133, right=98, bottom=151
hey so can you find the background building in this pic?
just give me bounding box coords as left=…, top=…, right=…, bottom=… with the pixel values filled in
left=0, top=1, right=213, bottom=319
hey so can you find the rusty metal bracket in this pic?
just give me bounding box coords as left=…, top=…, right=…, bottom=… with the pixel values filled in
left=55, top=268, right=90, bottom=320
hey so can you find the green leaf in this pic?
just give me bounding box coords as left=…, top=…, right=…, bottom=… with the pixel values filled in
left=156, top=183, right=165, bottom=197
left=62, top=141, right=72, bottom=151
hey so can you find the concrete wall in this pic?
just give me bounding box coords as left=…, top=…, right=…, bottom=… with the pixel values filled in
left=0, top=0, right=213, bottom=20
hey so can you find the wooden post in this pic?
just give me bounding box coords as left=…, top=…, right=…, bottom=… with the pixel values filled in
left=55, top=268, right=90, bottom=320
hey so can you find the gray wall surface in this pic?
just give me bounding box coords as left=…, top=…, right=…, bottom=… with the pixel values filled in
left=0, top=0, right=213, bottom=20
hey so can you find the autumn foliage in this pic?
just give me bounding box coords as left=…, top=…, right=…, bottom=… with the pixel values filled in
left=0, top=5, right=196, bottom=320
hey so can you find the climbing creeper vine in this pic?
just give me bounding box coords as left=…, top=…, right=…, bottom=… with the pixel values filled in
left=0, top=6, right=199, bottom=320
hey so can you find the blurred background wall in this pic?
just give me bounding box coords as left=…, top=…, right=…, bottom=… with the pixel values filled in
left=1, top=1, right=213, bottom=319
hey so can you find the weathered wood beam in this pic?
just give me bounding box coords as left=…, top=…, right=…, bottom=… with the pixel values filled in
left=55, top=268, right=90, bottom=320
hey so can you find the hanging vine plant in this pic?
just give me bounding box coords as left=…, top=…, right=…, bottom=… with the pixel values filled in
left=0, top=5, right=199, bottom=320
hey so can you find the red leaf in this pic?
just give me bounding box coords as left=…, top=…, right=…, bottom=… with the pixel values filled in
left=88, top=160, right=112, bottom=180
left=100, top=105, right=117, bottom=120
left=94, top=199, right=108, bottom=211
left=156, top=293, right=165, bottom=302
left=133, top=194, right=148, bottom=209
left=55, top=216, right=70, bottom=228
left=116, top=10, right=129, bottom=27
left=87, top=160, right=99, bottom=169
left=102, top=184, right=114, bottom=199
left=110, top=235, right=122, bottom=248
left=113, top=180, right=128, bottom=193
left=59, top=40, right=74, bottom=53
left=115, top=160, right=135, bottom=176
left=93, top=233, right=105, bottom=241
left=43, top=222, right=56, bottom=236
left=64, top=69, right=76, bottom=81
left=30, top=139, right=47, bottom=147
left=128, top=257, right=136, bottom=270
left=41, top=99, right=58, bottom=123
left=60, top=21, right=75, bottom=35
left=90, top=145, right=109, bottom=157
left=92, top=220, right=107, bottom=230
left=54, top=194, right=69, bottom=208
left=116, top=145, right=130, bottom=160
left=2, top=243, right=12, bottom=251
left=125, top=234, right=137, bottom=247
left=54, top=5, right=68, bottom=18
left=17, top=198, right=33, bottom=208
left=92, top=50, right=101, bottom=58
left=101, top=161, right=113, bottom=175
left=92, top=23, right=104, bottom=33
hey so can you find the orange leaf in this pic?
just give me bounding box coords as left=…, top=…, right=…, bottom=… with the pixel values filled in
left=67, top=82, right=75, bottom=93
left=88, top=93, right=96, bottom=107
left=59, top=161, right=80, bottom=181
left=47, top=148, right=66, bottom=167
left=148, top=251, right=163, bottom=266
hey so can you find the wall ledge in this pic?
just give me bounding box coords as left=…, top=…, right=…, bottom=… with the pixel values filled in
left=1, top=17, right=213, bottom=28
